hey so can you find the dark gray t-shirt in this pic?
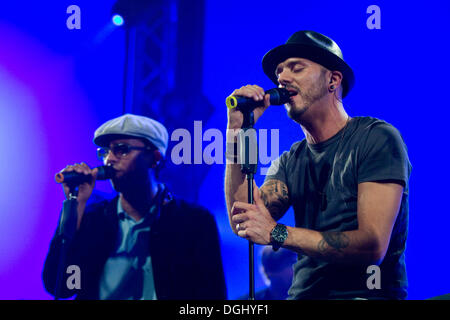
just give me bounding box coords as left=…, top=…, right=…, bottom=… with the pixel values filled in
left=265, top=116, right=411, bottom=299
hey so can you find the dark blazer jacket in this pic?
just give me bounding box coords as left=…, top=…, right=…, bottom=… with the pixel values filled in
left=42, top=194, right=227, bottom=300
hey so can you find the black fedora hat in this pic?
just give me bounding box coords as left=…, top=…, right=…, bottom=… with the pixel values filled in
left=262, top=30, right=354, bottom=98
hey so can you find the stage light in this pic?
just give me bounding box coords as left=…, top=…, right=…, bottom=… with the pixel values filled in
left=112, top=0, right=154, bottom=28
left=112, top=14, right=124, bottom=26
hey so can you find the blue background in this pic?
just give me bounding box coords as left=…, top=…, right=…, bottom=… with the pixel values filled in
left=0, top=0, right=448, bottom=299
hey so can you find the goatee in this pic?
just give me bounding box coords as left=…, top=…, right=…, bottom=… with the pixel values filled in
left=286, top=83, right=328, bottom=122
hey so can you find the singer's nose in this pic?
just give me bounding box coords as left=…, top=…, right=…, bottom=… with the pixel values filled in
left=277, top=69, right=293, bottom=87
left=104, top=150, right=118, bottom=166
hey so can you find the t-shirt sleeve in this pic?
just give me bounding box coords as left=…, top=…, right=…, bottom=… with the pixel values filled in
left=357, top=123, right=411, bottom=188
left=264, top=150, right=289, bottom=184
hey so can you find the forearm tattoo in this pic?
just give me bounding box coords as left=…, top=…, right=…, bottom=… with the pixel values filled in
left=260, top=180, right=290, bottom=219
left=318, top=231, right=350, bottom=254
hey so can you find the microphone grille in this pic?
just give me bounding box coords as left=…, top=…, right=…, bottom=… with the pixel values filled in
left=266, top=88, right=292, bottom=105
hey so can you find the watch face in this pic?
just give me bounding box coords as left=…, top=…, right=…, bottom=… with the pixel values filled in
left=272, top=224, right=288, bottom=243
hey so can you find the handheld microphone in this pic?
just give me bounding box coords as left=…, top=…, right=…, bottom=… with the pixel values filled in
left=226, top=87, right=296, bottom=111
left=55, top=165, right=115, bottom=185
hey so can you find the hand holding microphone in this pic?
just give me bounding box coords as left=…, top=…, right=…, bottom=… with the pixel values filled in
left=226, top=85, right=296, bottom=130
left=226, top=87, right=296, bottom=111
left=55, top=163, right=115, bottom=204
left=55, top=164, right=115, bottom=185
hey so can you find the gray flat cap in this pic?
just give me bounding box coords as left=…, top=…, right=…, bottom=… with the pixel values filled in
left=93, top=114, right=169, bottom=157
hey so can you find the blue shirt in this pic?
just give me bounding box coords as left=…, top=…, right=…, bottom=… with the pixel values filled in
left=99, top=196, right=158, bottom=300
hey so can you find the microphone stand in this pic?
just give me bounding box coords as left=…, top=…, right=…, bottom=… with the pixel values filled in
left=238, top=109, right=258, bottom=300
left=54, top=185, right=79, bottom=300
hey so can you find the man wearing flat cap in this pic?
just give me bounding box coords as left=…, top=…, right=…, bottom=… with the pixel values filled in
left=225, top=31, right=411, bottom=299
left=43, top=114, right=227, bottom=300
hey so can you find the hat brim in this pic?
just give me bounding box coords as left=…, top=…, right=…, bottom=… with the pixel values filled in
left=93, top=133, right=148, bottom=148
left=262, top=43, right=354, bottom=98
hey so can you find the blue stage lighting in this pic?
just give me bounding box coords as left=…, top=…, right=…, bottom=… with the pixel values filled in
left=112, top=14, right=124, bottom=26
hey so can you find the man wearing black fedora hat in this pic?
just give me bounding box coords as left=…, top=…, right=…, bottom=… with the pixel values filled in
left=225, top=31, right=411, bottom=299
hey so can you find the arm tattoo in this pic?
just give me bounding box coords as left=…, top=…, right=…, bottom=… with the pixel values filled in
left=260, top=180, right=290, bottom=219
left=318, top=231, right=350, bottom=254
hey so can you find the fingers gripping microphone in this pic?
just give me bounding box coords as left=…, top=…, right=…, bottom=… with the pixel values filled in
left=226, top=87, right=296, bottom=111
left=54, top=165, right=115, bottom=185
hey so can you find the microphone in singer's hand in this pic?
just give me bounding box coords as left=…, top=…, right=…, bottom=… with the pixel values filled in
left=226, top=87, right=297, bottom=111
left=55, top=165, right=115, bottom=185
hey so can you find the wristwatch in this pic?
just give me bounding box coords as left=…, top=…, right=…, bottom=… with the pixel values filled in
left=270, top=223, right=288, bottom=251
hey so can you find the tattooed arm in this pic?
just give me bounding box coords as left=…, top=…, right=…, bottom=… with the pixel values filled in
left=226, top=157, right=403, bottom=265
left=282, top=181, right=404, bottom=265
left=259, top=179, right=290, bottom=221
left=224, top=148, right=291, bottom=234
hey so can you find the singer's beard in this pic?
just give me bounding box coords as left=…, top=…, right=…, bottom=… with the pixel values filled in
left=286, top=75, right=328, bottom=122
left=110, top=170, right=149, bottom=194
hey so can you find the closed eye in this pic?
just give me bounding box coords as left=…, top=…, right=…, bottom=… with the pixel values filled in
left=275, top=63, right=305, bottom=78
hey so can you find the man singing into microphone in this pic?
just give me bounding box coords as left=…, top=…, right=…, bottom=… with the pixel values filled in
left=225, top=31, right=411, bottom=299
left=43, top=114, right=227, bottom=300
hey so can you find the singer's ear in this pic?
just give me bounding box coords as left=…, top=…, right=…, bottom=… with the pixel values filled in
left=329, top=70, right=343, bottom=88
left=150, top=149, right=163, bottom=169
